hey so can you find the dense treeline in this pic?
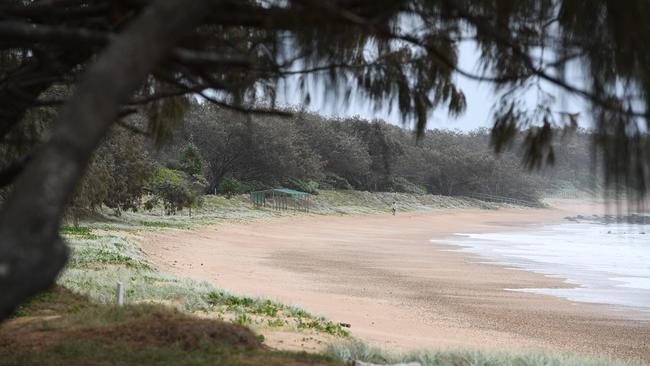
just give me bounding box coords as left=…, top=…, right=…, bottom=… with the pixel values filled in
left=161, top=102, right=594, bottom=201
left=68, top=101, right=595, bottom=215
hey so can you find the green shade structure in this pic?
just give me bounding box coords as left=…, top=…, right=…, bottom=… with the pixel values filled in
left=250, top=188, right=312, bottom=211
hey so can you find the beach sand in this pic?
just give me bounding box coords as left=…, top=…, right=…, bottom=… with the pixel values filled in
left=140, top=200, right=650, bottom=360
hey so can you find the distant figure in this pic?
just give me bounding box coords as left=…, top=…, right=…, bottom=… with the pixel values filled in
left=391, top=201, right=397, bottom=216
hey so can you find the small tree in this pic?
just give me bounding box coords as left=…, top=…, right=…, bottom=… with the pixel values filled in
left=69, top=156, right=112, bottom=224
left=187, top=173, right=208, bottom=217
left=69, top=128, right=155, bottom=216
left=145, top=167, right=193, bottom=215
left=177, top=143, right=203, bottom=176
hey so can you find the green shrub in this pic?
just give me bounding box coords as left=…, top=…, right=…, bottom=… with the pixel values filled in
left=145, top=167, right=193, bottom=215
left=217, top=177, right=243, bottom=198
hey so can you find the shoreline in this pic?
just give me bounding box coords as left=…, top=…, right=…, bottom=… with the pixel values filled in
left=442, top=221, right=650, bottom=315
left=139, top=200, right=650, bottom=361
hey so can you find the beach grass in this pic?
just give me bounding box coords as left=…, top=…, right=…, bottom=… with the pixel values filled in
left=57, top=229, right=348, bottom=338
left=326, top=340, right=649, bottom=366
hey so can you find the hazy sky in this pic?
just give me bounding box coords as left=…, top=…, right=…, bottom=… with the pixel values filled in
left=276, top=41, right=588, bottom=132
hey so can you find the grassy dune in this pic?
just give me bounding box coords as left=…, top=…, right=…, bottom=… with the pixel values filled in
left=55, top=230, right=348, bottom=339
left=74, top=190, right=508, bottom=230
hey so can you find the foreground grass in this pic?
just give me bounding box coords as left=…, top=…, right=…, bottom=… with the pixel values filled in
left=4, top=290, right=645, bottom=366
left=326, top=340, right=650, bottom=366
left=1, top=288, right=340, bottom=366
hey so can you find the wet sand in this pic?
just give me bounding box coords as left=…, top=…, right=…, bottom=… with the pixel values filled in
left=140, top=201, right=650, bottom=360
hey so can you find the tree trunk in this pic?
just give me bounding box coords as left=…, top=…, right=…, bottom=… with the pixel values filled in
left=0, top=0, right=214, bottom=321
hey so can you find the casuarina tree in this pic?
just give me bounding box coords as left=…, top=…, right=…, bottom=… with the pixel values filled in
left=1, top=0, right=649, bottom=319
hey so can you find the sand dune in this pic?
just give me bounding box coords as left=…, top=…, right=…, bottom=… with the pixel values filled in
left=140, top=200, right=650, bottom=361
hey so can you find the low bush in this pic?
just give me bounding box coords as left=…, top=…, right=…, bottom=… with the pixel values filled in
left=217, top=176, right=243, bottom=198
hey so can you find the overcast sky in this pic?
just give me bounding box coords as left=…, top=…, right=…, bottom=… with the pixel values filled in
left=276, top=41, right=588, bottom=132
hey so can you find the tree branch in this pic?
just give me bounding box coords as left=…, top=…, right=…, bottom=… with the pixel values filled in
left=0, top=2, right=113, bottom=21
left=444, top=0, right=649, bottom=119
left=170, top=48, right=251, bottom=68
left=0, top=20, right=113, bottom=46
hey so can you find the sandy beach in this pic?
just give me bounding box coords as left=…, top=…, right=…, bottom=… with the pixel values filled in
left=140, top=201, right=650, bottom=361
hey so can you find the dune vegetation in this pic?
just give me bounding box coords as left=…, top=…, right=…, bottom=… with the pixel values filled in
left=4, top=285, right=648, bottom=366
left=55, top=220, right=351, bottom=338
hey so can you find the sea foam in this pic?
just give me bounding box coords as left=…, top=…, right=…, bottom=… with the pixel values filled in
left=439, top=222, right=650, bottom=310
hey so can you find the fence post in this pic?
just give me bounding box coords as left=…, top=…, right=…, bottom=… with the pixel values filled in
left=116, top=282, right=124, bottom=306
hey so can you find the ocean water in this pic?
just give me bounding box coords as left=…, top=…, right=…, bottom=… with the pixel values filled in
left=440, top=222, right=650, bottom=310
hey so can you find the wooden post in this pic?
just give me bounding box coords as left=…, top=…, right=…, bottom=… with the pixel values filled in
left=116, top=282, right=124, bottom=306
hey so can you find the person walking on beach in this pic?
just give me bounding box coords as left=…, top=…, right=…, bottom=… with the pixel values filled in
left=391, top=201, right=397, bottom=216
